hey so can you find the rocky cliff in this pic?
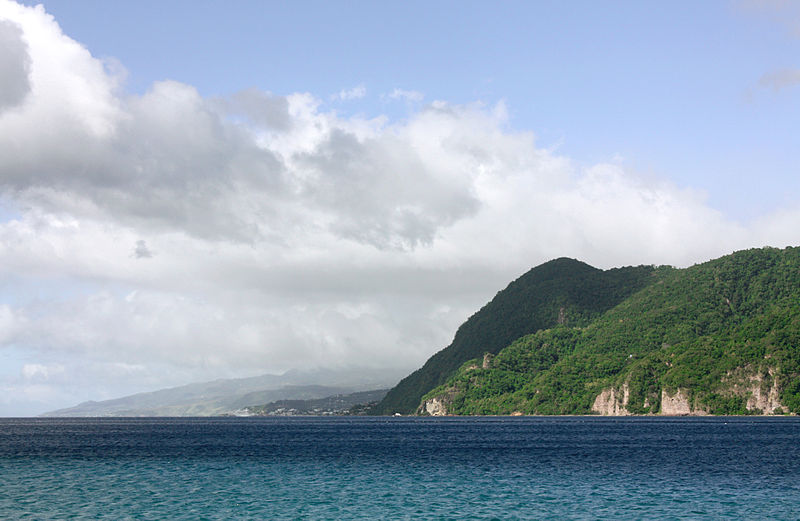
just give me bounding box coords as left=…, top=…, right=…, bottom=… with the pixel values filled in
left=416, top=248, right=800, bottom=416
left=590, top=367, right=788, bottom=416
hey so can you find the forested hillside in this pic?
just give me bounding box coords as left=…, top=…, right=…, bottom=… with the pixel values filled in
left=372, top=258, right=659, bottom=414
left=420, top=247, right=800, bottom=415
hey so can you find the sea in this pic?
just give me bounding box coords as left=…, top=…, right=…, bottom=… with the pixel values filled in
left=1, top=416, right=799, bottom=520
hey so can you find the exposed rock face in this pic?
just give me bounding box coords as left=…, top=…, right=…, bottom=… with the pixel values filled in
left=744, top=371, right=784, bottom=414
left=422, top=397, right=448, bottom=416
left=723, top=367, right=786, bottom=415
left=591, top=373, right=787, bottom=417
left=660, top=389, right=707, bottom=416
left=592, top=384, right=630, bottom=415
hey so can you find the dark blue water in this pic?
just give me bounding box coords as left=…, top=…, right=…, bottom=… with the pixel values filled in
left=2, top=417, right=799, bottom=519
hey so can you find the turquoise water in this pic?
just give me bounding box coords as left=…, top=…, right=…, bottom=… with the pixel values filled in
left=1, top=417, right=799, bottom=519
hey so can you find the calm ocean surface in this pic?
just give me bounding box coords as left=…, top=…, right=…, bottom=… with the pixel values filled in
left=1, top=417, right=799, bottom=520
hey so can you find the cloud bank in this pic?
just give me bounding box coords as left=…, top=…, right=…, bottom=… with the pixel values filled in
left=0, top=1, right=798, bottom=414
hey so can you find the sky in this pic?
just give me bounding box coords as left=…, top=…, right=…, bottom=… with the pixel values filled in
left=0, top=0, right=798, bottom=416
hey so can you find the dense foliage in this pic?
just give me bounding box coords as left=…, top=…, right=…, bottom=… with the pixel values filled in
left=371, top=258, right=658, bottom=414
left=421, top=247, right=800, bottom=415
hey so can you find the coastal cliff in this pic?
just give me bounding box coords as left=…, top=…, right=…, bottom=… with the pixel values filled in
left=591, top=385, right=631, bottom=415
left=421, top=396, right=449, bottom=416
left=415, top=247, right=800, bottom=416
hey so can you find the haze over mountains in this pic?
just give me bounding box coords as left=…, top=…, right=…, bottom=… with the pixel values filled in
left=45, top=247, right=800, bottom=417
left=43, top=368, right=405, bottom=417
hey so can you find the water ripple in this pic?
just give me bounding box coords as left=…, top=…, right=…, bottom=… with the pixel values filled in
left=1, top=417, right=799, bottom=519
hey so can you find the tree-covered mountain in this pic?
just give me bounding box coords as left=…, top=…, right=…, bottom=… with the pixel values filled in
left=419, top=247, right=800, bottom=416
left=371, top=258, right=660, bottom=414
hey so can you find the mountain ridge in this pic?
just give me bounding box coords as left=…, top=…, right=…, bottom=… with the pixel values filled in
left=418, top=247, right=800, bottom=415
left=43, top=367, right=405, bottom=417
left=372, top=257, right=660, bottom=414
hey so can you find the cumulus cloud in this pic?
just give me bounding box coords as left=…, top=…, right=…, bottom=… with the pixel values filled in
left=0, top=19, right=31, bottom=111
left=0, top=1, right=798, bottom=414
left=218, top=87, right=292, bottom=130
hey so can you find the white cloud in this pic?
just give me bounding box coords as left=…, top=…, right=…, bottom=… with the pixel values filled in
left=0, top=1, right=798, bottom=414
left=22, top=363, right=64, bottom=380
left=0, top=18, right=31, bottom=111
left=0, top=304, right=24, bottom=344
left=386, top=88, right=424, bottom=103
left=0, top=1, right=121, bottom=140
left=332, top=84, right=366, bottom=101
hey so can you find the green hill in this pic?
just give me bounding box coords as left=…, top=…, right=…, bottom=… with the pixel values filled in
left=371, top=258, right=659, bottom=414
left=419, top=247, right=800, bottom=416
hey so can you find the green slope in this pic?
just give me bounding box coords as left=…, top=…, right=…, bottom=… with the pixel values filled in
left=372, top=258, right=659, bottom=414
left=421, top=247, right=800, bottom=415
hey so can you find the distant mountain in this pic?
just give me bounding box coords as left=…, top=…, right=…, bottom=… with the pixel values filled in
left=43, top=368, right=405, bottom=417
left=371, top=258, right=658, bottom=414
left=420, top=247, right=800, bottom=416
left=242, top=389, right=389, bottom=416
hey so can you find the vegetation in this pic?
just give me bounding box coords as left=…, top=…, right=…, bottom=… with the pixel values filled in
left=371, top=258, right=658, bottom=414
left=244, top=389, right=389, bottom=416
left=419, top=247, right=800, bottom=415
